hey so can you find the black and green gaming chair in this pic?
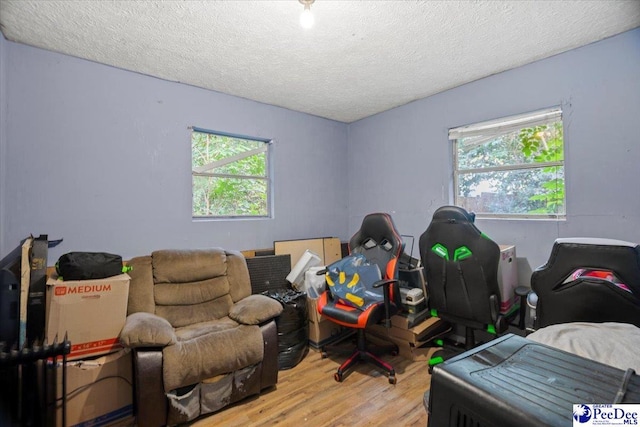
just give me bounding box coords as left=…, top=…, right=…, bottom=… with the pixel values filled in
left=419, top=206, right=522, bottom=364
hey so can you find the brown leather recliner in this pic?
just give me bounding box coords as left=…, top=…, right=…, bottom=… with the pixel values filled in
left=119, top=248, right=283, bottom=426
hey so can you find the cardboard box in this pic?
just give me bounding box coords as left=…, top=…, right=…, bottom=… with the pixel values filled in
left=390, top=309, right=430, bottom=329
left=54, top=349, right=133, bottom=427
left=306, top=295, right=351, bottom=349
left=391, top=338, right=439, bottom=362
left=307, top=296, right=323, bottom=324
left=498, top=245, right=519, bottom=315
left=46, top=274, right=130, bottom=360
left=366, top=328, right=440, bottom=362
left=308, top=319, right=345, bottom=349
left=368, top=316, right=450, bottom=345
left=275, top=237, right=342, bottom=269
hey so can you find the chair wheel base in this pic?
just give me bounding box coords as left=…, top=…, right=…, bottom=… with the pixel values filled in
left=334, top=372, right=343, bottom=382
left=388, top=374, right=397, bottom=384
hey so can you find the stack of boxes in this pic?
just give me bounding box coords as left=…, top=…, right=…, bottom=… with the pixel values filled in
left=46, top=272, right=133, bottom=426
left=367, top=315, right=450, bottom=361
left=367, top=266, right=450, bottom=361
left=273, top=237, right=347, bottom=349
left=306, top=295, right=346, bottom=349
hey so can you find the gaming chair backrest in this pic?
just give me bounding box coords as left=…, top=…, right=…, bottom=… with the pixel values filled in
left=531, top=238, right=640, bottom=328
left=349, top=212, right=404, bottom=283
left=419, top=206, right=501, bottom=326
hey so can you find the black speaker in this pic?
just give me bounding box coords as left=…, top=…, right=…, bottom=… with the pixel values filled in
left=246, top=254, right=291, bottom=294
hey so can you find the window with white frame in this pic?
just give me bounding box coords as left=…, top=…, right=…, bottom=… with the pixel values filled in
left=191, top=128, right=271, bottom=218
left=451, top=107, right=565, bottom=218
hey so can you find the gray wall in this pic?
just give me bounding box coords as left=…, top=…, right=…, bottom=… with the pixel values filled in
left=0, top=35, right=6, bottom=257
left=2, top=29, right=639, bottom=281
left=0, top=40, right=349, bottom=261
left=348, top=28, right=640, bottom=284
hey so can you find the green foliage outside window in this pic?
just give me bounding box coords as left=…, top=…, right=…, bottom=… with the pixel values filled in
left=192, top=130, right=270, bottom=217
left=519, top=123, right=564, bottom=214
left=456, top=121, right=564, bottom=216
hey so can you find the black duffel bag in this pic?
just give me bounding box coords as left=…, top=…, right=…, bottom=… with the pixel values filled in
left=56, top=252, right=125, bottom=280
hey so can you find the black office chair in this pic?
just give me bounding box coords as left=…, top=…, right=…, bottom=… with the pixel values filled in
left=317, top=212, right=403, bottom=384
left=531, top=237, right=640, bottom=329
left=419, top=206, right=525, bottom=364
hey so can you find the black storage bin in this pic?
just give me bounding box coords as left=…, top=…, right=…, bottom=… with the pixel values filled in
left=427, top=334, right=640, bottom=427
left=262, top=289, right=309, bottom=370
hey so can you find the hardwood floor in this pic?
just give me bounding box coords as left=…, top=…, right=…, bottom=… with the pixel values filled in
left=191, top=348, right=433, bottom=426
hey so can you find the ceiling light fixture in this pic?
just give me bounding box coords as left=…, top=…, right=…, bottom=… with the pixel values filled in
left=299, top=0, right=315, bottom=29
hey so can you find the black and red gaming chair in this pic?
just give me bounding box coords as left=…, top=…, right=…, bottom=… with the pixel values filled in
left=317, top=212, right=404, bottom=384
left=531, top=237, right=640, bottom=328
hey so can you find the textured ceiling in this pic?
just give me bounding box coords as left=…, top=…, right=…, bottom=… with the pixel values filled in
left=1, top=1, right=639, bottom=123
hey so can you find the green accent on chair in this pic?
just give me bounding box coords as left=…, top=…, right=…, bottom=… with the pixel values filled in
left=122, top=265, right=133, bottom=273
left=480, top=232, right=492, bottom=240
left=435, top=339, right=444, bottom=346
left=431, top=243, right=449, bottom=260
left=453, top=246, right=472, bottom=261
left=487, top=324, right=496, bottom=334
left=428, top=356, right=444, bottom=366
left=430, top=308, right=438, bottom=317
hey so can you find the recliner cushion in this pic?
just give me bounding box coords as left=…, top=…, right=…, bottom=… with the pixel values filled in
left=173, top=317, right=239, bottom=341
left=163, top=323, right=264, bottom=392
left=154, top=276, right=234, bottom=327
left=154, top=276, right=230, bottom=306
left=156, top=293, right=235, bottom=328
left=152, top=249, right=227, bottom=283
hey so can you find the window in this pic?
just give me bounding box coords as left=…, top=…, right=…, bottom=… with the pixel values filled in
left=191, top=128, right=271, bottom=218
left=450, top=107, right=565, bottom=219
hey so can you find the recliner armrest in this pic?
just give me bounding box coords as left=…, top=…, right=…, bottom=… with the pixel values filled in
left=229, top=294, right=284, bottom=325
left=120, top=312, right=177, bottom=348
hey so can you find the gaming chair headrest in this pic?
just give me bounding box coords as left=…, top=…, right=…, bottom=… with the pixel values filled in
left=535, top=237, right=640, bottom=296
left=350, top=213, right=402, bottom=253
left=432, top=206, right=476, bottom=224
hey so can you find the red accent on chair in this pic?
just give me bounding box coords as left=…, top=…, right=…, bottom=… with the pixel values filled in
left=317, top=212, right=404, bottom=384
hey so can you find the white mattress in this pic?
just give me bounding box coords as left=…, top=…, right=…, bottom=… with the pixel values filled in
left=527, top=322, right=640, bottom=373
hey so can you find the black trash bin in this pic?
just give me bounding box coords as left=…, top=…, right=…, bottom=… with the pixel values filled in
left=263, top=289, right=309, bottom=370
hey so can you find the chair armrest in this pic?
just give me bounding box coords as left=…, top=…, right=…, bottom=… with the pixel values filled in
left=229, top=294, right=284, bottom=325
left=119, top=312, right=177, bottom=348
left=372, top=279, right=398, bottom=288
left=373, top=279, right=399, bottom=328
